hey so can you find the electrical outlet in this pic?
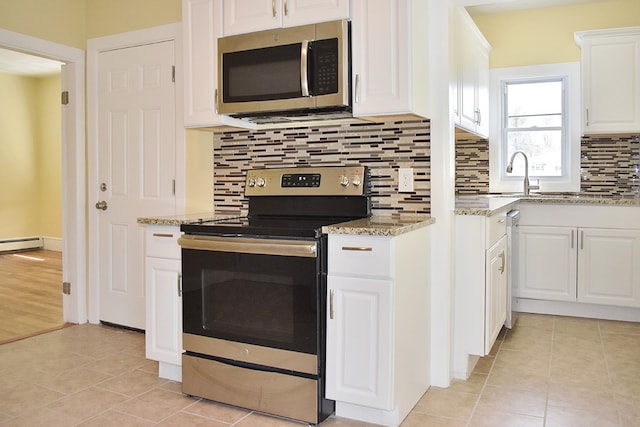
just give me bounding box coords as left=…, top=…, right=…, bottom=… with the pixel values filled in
left=398, top=168, right=414, bottom=192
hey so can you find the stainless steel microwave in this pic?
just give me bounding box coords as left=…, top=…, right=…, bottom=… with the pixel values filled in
left=217, top=20, right=350, bottom=122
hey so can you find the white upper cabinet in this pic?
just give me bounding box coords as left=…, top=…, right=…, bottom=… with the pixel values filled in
left=351, top=0, right=429, bottom=119
left=452, top=7, right=490, bottom=138
left=222, top=0, right=350, bottom=35
left=182, top=0, right=226, bottom=127
left=575, top=27, right=640, bottom=134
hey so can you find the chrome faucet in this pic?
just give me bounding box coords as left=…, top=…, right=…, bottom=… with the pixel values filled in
left=506, top=151, right=539, bottom=195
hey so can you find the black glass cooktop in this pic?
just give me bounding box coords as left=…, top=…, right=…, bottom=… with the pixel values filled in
left=181, top=216, right=362, bottom=239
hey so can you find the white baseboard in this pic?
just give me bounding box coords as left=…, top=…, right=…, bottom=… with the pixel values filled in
left=0, top=236, right=43, bottom=253
left=43, top=236, right=63, bottom=252
left=513, top=298, right=640, bottom=322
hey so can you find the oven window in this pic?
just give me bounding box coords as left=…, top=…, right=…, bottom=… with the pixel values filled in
left=223, top=43, right=302, bottom=103
left=182, top=248, right=319, bottom=355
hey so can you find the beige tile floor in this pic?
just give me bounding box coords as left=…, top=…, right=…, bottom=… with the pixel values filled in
left=1, top=313, right=639, bottom=426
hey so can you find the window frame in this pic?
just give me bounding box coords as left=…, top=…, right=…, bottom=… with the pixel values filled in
left=489, top=62, right=581, bottom=194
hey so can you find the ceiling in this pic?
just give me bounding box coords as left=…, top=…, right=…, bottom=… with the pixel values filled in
left=464, top=0, right=612, bottom=15
left=0, top=47, right=63, bottom=77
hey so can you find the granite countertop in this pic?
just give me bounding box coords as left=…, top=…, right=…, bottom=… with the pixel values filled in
left=138, top=212, right=434, bottom=237
left=322, top=214, right=435, bottom=237
left=454, top=196, right=520, bottom=216
left=137, top=212, right=243, bottom=226
left=455, top=194, right=640, bottom=216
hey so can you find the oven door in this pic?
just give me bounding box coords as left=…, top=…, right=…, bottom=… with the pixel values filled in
left=179, top=235, right=322, bottom=356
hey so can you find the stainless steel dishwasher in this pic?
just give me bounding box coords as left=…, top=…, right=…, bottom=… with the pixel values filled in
left=506, top=209, right=520, bottom=328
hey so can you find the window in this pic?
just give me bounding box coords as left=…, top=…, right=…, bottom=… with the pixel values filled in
left=489, top=63, right=581, bottom=194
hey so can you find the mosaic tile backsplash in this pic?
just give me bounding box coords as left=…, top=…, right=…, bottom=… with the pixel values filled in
left=455, top=135, right=640, bottom=196
left=213, top=119, right=431, bottom=215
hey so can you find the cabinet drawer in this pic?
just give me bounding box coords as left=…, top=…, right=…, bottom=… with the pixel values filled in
left=487, top=213, right=507, bottom=247
left=328, top=235, right=392, bottom=278
left=146, top=226, right=181, bottom=259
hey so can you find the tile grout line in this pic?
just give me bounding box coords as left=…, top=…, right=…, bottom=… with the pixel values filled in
left=597, top=319, right=623, bottom=427
left=543, top=315, right=557, bottom=427
left=464, top=329, right=504, bottom=427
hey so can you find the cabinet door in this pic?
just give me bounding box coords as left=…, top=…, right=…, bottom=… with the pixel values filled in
left=475, top=45, right=490, bottom=137
left=326, top=275, right=393, bottom=410
left=222, top=0, right=280, bottom=35
left=578, top=228, right=640, bottom=307
left=485, top=236, right=507, bottom=354
left=351, top=0, right=410, bottom=116
left=145, top=257, right=183, bottom=365
left=453, top=7, right=490, bottom=138
left=581, top=33, right=640, bottom=134
left=517, top=226, right=577, bottom=301
left=183, top=0, right=226, bottom=127
left=284, top=0, right=349, bottom=27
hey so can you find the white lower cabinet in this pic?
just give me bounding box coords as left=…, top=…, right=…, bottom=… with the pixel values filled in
left=144, top=226, right=183, bottom=381
left=453, top=210, right=508, bottom=379
left=517, top=226, right=577, bottom=301
left=326, top=229, right=430, bottom=427
left=326, top=275, right=392, bottom=409
left=518, top=225, right=640, bottom=307
left=485, top=236, right=507, bottom=352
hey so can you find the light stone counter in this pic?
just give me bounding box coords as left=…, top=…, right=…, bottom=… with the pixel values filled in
left=322, top=214, right=435, bottom=237
left=454, top=196, right=519, bottom=216
left=455, top=194, right=640, bottom=216
left=516, top=194, right=640, bottom=206
left=137, top=212, right=243, bottom=226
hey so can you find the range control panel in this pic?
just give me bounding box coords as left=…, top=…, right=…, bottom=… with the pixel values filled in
left=245, top=166, right=370, bottom=196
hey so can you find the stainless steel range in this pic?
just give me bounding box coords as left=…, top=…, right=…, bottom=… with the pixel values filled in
left=178, top=166, right=371, bottom=425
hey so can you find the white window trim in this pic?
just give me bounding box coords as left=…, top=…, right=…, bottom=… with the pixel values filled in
left=489, top=62, right=581, bottom=194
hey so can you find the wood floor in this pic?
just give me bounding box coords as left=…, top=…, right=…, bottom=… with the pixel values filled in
left=0, top=249, right=65, bottom=344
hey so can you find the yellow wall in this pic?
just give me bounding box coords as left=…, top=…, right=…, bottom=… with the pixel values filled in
left=0, top=0, right=181, bottom=48
left=85, top=0, right=181, bottom=39
left=0, top=0, right=86, bottom=49
left=472, top=0, right=640, bottom=68
left=185, top=129, right=214, bottom=213
left=0, top=73, right=60, bottom=239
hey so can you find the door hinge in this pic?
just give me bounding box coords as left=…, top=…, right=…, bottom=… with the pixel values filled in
left=61, top=91, right=69, bottom=105
left=62, top=281, right=71, bottom=295
left=172, top=65, right=175, bottom=83
left=172, top=179, right=176, bottom=195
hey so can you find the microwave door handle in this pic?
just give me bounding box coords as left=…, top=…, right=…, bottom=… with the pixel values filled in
left=301, top=40, right=310, bottom=97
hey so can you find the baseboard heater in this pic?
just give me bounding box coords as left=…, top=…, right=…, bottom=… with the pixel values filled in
left=0, top=236, right=44, bottom=253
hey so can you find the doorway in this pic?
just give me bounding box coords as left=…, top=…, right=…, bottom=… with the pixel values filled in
left=0, top=28, right=86, bottom=325
left=0, top=48, right=65, bottom=342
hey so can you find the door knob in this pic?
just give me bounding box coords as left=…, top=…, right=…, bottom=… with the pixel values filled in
left=95, top=201, right=108, bottom=211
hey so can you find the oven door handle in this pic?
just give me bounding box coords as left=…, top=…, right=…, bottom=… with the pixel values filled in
left=178, top=235, right=317, bottom=258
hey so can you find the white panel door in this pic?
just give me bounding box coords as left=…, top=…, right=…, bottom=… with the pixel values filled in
left=351, top=0, right=410, bottom=116
left=145, top=256, right=182, bottom=364
left=284, top=0, right=349, bottom=27
left=517, top=226, right=577, bottom=301
left=222, top=0, right=281, bottom=35
left=326, top=275, right=393, bottom=410
left=582, top=34, right=640, bottom=134
left=485, top=236, right=507, bottom=355
left=578, top=228, right=640, bottom=307
left=97, top=41, right=176, bottom=329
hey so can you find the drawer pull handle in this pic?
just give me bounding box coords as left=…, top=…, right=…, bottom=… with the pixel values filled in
left=498, top=219, right=505, bottom=223
left=153, top=233, right=174, bottom=238
left=341, top=246, right=373, bottom=252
